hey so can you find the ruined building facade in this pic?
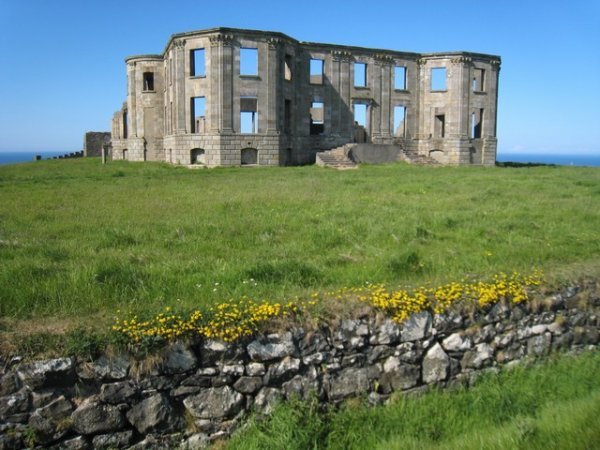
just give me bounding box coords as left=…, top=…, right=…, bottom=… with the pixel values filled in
left=110, top=27, right=500, bottom=166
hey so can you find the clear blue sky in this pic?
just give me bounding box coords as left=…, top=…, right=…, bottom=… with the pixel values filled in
left=1, top=0, right=598, bottom=155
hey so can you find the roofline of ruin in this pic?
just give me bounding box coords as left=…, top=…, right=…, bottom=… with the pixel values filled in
left=123, top=27, right=500, bottom=65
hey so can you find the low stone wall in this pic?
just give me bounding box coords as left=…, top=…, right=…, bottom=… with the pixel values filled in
left=1, top=281, right=598, bottom=449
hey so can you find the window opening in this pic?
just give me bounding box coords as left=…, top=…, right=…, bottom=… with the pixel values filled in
left=284, top=99, right=292, bottom=134
left=394, top=66, right=406, bottom=90
left=393, top=105, right=406, bottom=137
left=434, top=114, right=445, bottom=138
left=122, top=149, right=128, bottom=160
left=431, top=67, right=447, bottom=91
left=472, top=68, right=485, bottom=92
left=191, top=49, right=205, bottom=77
left=284, top=54, right=292, bottom=81
left=191, top=97, right=206, bottom=133
left=240, top=96, right=258, bottom=133
left=241, top=148, right=258, bottom=165
left=240, top=48, right=258, bottom=76
left=191, top=148, right=205, bottom=164
left=310, top=101, right=324, bottom=135
left=354, top=62, right=367, bottom=87
left=471, top=109, right=483, bottom=139
left=354, top=103, right=367, bottom=127
left=309, top=58, right=324, bottom=84
left=143, top=72, right=154, bottom=91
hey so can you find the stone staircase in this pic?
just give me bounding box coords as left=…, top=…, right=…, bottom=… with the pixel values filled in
left=401, top=152, right=440, bottom=166
left=316, top=143, right=440, bottom=168
left=315, top=144, right=358, bottom=170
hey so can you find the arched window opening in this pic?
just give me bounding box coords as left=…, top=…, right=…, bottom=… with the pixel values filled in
left=191, top=148, right=205, bottom=165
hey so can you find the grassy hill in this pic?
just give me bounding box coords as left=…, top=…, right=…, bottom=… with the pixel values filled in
left=1, top=158, right=599, bottom=341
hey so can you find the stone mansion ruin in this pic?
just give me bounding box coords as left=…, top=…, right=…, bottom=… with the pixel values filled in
left=110, top=27, right=500, bottom=167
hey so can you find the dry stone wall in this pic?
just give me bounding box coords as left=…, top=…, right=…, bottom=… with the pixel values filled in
left=1, top=281, right=598, bottom=449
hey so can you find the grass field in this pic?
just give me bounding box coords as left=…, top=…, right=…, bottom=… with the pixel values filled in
left=224, top=350, right=600, bottom=450
left=0, top=158, right=599, bottom=343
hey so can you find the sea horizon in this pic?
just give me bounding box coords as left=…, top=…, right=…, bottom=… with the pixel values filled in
left=1, top=150, right=599, bottom=167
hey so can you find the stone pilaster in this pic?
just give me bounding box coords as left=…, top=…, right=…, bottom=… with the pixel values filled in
left=266, top=38, right=280, bottom=133
left=174, top=39, right=187, bottom=133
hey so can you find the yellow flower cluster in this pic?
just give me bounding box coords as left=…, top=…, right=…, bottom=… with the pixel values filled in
left=355, top=270, right=543, bottom=323
left=111, top=299, right=301, bottom=345
left=112, top=270, right=542, bottom=346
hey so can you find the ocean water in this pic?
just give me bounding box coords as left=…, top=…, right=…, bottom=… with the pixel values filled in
left=1, top=151, right=599, bottom=167
left=0, top=151, right=78, bottom=165
left=496, top=153, right=600, bottom=167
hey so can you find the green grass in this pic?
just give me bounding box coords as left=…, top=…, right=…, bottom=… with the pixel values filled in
left=1, top=158, right=599, bottom=327
left=224, top=350, right=600, bottom=450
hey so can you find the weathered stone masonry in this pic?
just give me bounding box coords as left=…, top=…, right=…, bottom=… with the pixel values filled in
left=1, top=281, right=598, bottom=449
left=110, top=27, right=500, bottom=167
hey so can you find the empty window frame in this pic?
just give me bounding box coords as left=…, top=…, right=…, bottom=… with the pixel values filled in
left=393, top=105, right=406, bottom=137
left=143, top=72, right=154, bottom=91
left=394, top=66, right=406, bottom=90
left=354, top=62, right=367, bottom=87
left=431, top=67, right=447, bottom=91
left=284, top=54, right=293, bottom=81
left=471, top=109, right=484, bottom=139
left=434, top=114, right=445, bottom=138
left=310, top=58, right=324, bottom=84
left=310, top=101, right=324, bottom=135
left=191, top=97, right=206, bottom=133
left=190, top=48, right=206, bottom=77
left=354, top=103, right=368, bottom=127
left=240, top=48, right=258, bottom=76
left=240, top=96, right=258, bottom=133
left=472, top=68, right=485, bottom=92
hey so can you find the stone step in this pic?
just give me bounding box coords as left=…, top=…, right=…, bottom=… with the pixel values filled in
left=315, top=146, right=358, bottom=169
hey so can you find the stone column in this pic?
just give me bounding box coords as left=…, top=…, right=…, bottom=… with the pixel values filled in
left=173, top=39, right=187, bottom=133
left=451, top=56, right=471, bottom=139
left=330, top=51, right=341, bottom=134
left=373, top=54, right=394, bottom=141
left=337, top=51, right=353, bottom=137
left=126, top=62, right=137, bottom=137
left=210, top=33, right=234, bottom=133
left=266, top=38, right=280, bottom=133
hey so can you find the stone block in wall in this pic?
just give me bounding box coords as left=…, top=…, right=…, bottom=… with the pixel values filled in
left=325, top=367, right=371, bottom=401
left=77, top=355, right=130, bottom=382
left=0, top=373, right=20, bottom=397
left=442, top=332, right=473, bottom=352
left=17, top=358, right=75, bottom=390
left=71, top=400, right=126, bottom=435
left=0, top=388, right=30, bottom=420
left=527, top=333, right=552, bottom=357
left=401, top=312, right=432, bottom=342
left=163, top=342, right=198, bottom=374
left=233, top=377, right=263, bottom=394
left=263, top=356, right=301, bottom=385
left=28, top=396, right=73, bottom=445
left=126, top=393, right=178, bottom=434
left=91, top=430, right=133, bottom=449
left=422, top=343, right=449, bottom=384
left=370, top=318, right=400, bottom=345
left=99, top=381, right=138, bottom=405
left=379, top=364, right=420, bottom=393
left=253, top=387, right=283, bottom=414
left=461, top=343, right=494, bottom=369
left=247, top=332, right=297, bottom=361
left=184, top=386, right=244, bottom=420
